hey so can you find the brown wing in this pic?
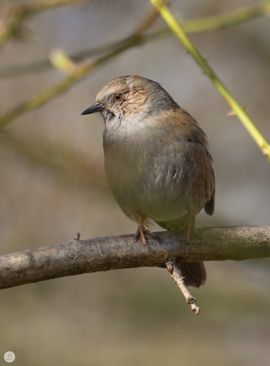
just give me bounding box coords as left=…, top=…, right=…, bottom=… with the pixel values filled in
left=205, top=186, right=215, bottom=215
left=184, top=141, right=215, bottom=216
left=152, top=107, right=215, bottom=217
left=170, top=107, right=215, bottom=216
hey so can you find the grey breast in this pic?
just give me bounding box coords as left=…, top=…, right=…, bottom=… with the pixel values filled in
left=103, top=119, right=194, bottom=223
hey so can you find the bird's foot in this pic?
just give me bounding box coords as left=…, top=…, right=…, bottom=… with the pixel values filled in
left=135, top=225, right=156, bottom=246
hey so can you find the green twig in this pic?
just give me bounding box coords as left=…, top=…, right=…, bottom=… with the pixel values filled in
left=0, top=0, right=88, bottom=47
left=184, top=0, right=270, bottom=34
left=0, top=5, right=161, bottom=188
left=151, top=0, right=270, bottom=160
left=0, top=35, right=142, bottom=128
left=1, top=0, right=269, bottom=78
left=0, top=2, right=162, bottom=128
left=0, top=39, right=133, bottom=78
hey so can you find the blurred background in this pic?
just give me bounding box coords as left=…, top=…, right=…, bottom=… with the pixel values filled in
left=0, top=0, right=270, bottom=365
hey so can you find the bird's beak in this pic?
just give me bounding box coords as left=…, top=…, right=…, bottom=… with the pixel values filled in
left=81, top=102, right=104, bottom=115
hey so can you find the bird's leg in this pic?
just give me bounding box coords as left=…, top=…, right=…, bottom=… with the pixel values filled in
left=135, top=219, right=156, bottom=245
left=135, top=224, right=148, bottom=245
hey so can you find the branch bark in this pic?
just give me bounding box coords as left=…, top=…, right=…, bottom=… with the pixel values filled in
left=166, top=259, right=201, bottom=315
left=0, top=226, right=269, bottom=291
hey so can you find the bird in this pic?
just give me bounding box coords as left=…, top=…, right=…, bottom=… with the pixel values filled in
left=81, top=75, right=215, bottom=288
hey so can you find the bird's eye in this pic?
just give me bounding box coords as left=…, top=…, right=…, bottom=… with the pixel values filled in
left=114, top=93, right=123, bottom=102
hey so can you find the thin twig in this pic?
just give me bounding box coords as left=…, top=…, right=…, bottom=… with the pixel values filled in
left=136, top=0, right=170, bottom=35
left=0, top=2, right=162, bottom=128
left=0, top=35, right=140, bottom=128
left=183, top=0, right=270, bottom=33
left=151, top=0, right=270, bottom=160
left=1, top=0, right=269, bottom=78
left=0, top=0, right=88, bottom=47
left=166, top=260, right=200, bottom=315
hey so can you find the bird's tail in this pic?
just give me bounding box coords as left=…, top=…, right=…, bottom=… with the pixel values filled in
left=175, top=261, right=206, bottom=288
left=157, top=215, right=207, bottom=288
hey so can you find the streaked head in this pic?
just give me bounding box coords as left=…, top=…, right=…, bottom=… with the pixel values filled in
left=81, top=75, right=177, bottom=123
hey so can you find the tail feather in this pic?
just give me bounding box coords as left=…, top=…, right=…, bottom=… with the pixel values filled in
left=176, top=261, right=206, bottom=288
left=157, top=216, right=207, bottom=288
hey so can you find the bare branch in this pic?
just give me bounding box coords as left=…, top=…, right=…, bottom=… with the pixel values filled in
left=151, top=0, right=270, bottom=160
left=0, top=0, right=89, bottom=47
left=0, top=132, right=106, bottom=191
left=0, top=2, right=161, bottom=128
left=1, top=0, right=269, bottom=78
left=0, top=226, right=269, bottom=291
left=135, top=0, right=170, bottom=35
left=1, top=1, right=270, bottom=126
left=0, top=36, right=136, bottom=128
left=166, top=259, right=200, bottom=315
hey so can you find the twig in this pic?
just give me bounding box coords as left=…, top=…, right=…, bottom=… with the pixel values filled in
left=151, top=0, right=270, bottom=160
left=166, top=259, right=200, bottom=315
left=1, top=0, right=269, bottom=78
left=135, top=0, right=170, bottom=35
left=0, top=35, right=140, bottom=128
left=183, top=0, right=270, bottom=34
left=0, top=2, right=269, bottom=127
left=0, top=226, right=269, bottom=291
left=0, top=131, right=106, bottom=190
left=0, top=2, right=161, bottom=128
left=0, top=0, right=88, bottom=47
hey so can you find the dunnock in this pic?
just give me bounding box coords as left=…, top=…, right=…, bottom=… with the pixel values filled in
left=81, top=75, right=215, bottom=287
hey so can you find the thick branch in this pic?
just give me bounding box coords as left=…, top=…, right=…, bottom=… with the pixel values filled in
left=0, top=226, right=269, bottom=291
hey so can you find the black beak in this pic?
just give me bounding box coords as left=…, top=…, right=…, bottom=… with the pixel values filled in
left=81, top=102, right=104, bottom=115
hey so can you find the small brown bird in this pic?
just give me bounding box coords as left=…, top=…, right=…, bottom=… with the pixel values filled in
left=81, top=75, right=215, bottom=288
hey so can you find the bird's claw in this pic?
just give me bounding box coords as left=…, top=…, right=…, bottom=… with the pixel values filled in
left=135, top=225, right=156, bottom=245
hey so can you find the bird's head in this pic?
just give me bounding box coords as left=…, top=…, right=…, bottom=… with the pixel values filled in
left=81, top=75, right=177, bottom=124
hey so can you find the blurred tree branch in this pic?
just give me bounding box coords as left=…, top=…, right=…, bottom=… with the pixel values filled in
left=1, top=0, right=270, bottom=78
left=0, top=5, right=165, bottom=187
left=0, top=0, right=89, bottom=47
left=0, top=1, right=269, bottom=128
left=0, top=2, right=164, bottom=128
left=0, top=35, right=139, bottom=128
left=0, top=2, right=269, bottom=227
left=0, top=226, right=269, bottom=291
left=151, top=0, right=270, bottom=160
left=0, top=131, right=107, bottom=190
